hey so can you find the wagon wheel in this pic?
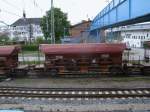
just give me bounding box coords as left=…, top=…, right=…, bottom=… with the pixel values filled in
left=50, top=69, right=58, bottom=77
left=109, top=65, right=124, bottom=76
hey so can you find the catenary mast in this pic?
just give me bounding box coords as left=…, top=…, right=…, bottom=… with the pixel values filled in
left=51, top=0, right=55, bottom=44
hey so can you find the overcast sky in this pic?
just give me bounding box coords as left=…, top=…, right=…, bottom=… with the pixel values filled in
left=0, top=0, right=109, bottom=25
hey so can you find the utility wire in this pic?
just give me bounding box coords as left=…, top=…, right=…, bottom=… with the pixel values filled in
left=0, top=9, right=21, bottom=17
left=1, top=0, right=22, bottom=12
left=32, top=0, right=43, bottom=13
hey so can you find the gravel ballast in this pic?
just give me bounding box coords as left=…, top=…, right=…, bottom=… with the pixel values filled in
left=0, top=77, right=150, bottom=88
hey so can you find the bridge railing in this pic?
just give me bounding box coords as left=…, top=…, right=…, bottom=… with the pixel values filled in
left=90, top=0, right=150, bottom=31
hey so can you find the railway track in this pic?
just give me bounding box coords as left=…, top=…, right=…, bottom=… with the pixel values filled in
left=0, top=87, right=149, bottom=99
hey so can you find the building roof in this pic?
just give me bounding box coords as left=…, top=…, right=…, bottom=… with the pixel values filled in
left=113, top=22, right=150, bottom=32
left=11, top=18, right=41, bottom=26
left=0, top=46, right=20, bottom=56
left=40, top=43, right=126, bottom=55
left=70, top=20, right=91, bottom=28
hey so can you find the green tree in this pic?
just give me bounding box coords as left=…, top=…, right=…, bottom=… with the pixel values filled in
left=40, top=8, right=70, bottom=43
left=12, top=37, right=19, bottom=42
left=0, top=33, right=10, bottom=45
left=35, top=36, right=45, bottom=44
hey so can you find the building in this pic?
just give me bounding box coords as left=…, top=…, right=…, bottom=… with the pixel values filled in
left=0, top=25, right=10, bottom=36
left=0, top=27, right=9, bottom=36
left=0, top=26, right=8, bottom=33
left=106, top=23, right=150, bottom=48
left=69, top=20, right=91, bottom=38
left=61, top=37, right=82, bottom=44
left=61, top=20, right=91, bottom=44
left=10, top=18, right=44, bottom=42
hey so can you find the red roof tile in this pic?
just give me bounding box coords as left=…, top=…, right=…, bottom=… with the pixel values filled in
left=0, top=46, right=19, bottom=56
left=40, top=43, right=126, bottom=55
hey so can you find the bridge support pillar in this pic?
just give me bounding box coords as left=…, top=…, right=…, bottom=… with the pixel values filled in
left=99, top=29, right=106, bottom=43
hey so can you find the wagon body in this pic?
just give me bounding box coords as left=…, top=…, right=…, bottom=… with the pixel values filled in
left=40, top=43, right=126, bottom=75
left=0, top=46, right=20, bottom=75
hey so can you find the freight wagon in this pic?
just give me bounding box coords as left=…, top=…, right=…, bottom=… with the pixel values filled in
left=0, top=46, right=20, bottom=77
left=40, top=43, right=126, bottom=76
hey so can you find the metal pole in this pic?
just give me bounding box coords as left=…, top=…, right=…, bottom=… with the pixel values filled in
left=21, top=48, right=25, bottom=65
left=38, top=49, right=41, bottom=66
left=51, top=0, right=55, bottom=44
left=64, top=28, right=66, bottom=38
left=46, top=14, right=49, bottom=43
left=29, top=23, right=32, bottom=44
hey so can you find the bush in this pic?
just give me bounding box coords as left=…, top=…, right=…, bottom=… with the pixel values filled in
left=22, top=44, right=38, bottom=51
left=35, top=37, right=45, bottom=44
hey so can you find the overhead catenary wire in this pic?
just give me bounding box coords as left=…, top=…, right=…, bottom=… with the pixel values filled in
left=0, top=0, right=24, bottom=18
left=0, top=8, right=21, bottom=17
left=1, top=0, right=22, bottom=12
left=32, top=0, right=43, bottom=14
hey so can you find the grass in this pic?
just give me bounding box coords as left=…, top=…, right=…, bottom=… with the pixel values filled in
left=98, top=76, right=150, bottom=82
left=19, top=51, right=44, bottom=57
left=19, top=61, right=44, bottom=65
left=4, top=77, right=150, bottom=87
left=19, top=51, right=45, bottom=65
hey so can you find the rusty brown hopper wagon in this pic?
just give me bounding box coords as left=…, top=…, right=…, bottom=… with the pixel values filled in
left=0, top=46, right=20, bottom=75
left=40, top=43, right=126, bottom=75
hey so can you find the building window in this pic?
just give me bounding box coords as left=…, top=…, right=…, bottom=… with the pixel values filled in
left=135, top=45, right=136, bottom=48
left=147, top=33, right=149, bottom=37
left=125, top=34, right=131, bottom=38
left=141, top=36, right=143, bottom=40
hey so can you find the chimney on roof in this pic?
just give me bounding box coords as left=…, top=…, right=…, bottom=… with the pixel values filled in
left=88, top=18, right=91, bottom=21
left=23, top=10, right=26, bottom=19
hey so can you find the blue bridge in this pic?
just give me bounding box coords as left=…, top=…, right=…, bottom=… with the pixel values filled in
left=90, top=0, right=150, bottom=41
